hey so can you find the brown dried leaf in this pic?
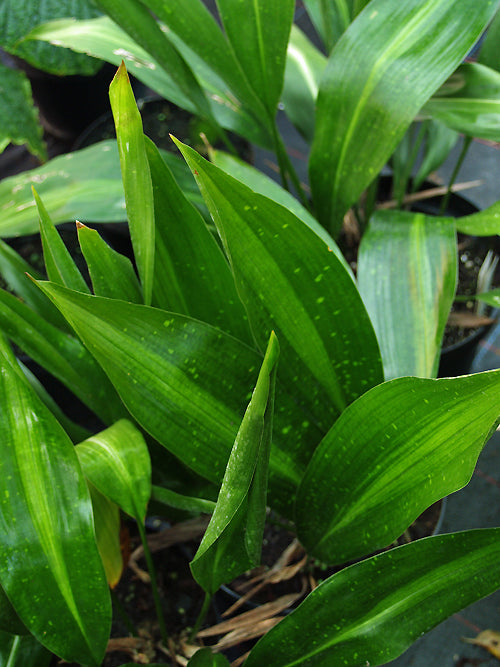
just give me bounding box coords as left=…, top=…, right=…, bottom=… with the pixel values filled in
left=463, top=629, right=500, bottom=659
left=447, top=312, right=496, bottom=328
left=212, top=617, right=282, bottom=651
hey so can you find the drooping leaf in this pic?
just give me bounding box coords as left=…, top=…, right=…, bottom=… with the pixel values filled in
left=0, top=334, right=111, bottom=666
left=109, top=62, right=155, bottom=305
left=0, top=140, right=125, bottom=238
left=357, top=210, right=457, bottom=379
left=455, top=200, right=500, bottom=235
left=0, top=632, right=51, bottom=666
left=175, top=139, right=383, bottom=431
left=77, top=223, right=142, bottom=302
left=0, top=63, right=46, bottom=161
left=145, top=138, right=250, bottom=342
left=76, top=419, right=151, bottom=521
left=244, top=528, right=500, bottom=667
left=35, top=283, right=309, bottom=514
left=87, top=483, right=123, bottom=588
left=309, top=0, right=499, bottom=236
left=187, top=648, right=231, bottom=667
left=191, top=332, right=279, bottom=594
left=296, top=370, right=500, bottom=564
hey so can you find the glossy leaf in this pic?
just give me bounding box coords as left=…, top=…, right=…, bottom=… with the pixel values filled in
left=27, top=16, right=271, bottom=146
left=296, top=370, right=500, bottom=564
left=33, top=188, right=90, bottom=293
left=216, top=0, right=295, bottom=119
left=0, top=63, right=46, bottom=161
left=145, top=138, right=250, bottom=342
left=175, top=139, right=383, bottom=430
left=310, top=0, right=499, bottom=236
left=188, top=648, right=230, bottom=667
left=455, top=200, right=500, bottom=235
left=191, top=332, right=278, bottom=594
left=35, top=283, right=307, bottom=512
left=0, top=141, right=125, bottom=237
left=423, top=63, right=500, bottom=141
left=0, top=287, right=126, bottom=425
left=110, top=62, right=155, bottom=305
left=87, top=483, right=123, bottom=589
left=77, top=223, right=142, bottom=302
left=151, top=485, right=215, bottom=514
left=0, top=632, right=51, bottom=666
left=358, top=210, right=457, bottom=379
left=0, top=335, right=111, bottom=665
left=76, top=419, right=151, bottom=521
left=245, top=528, right=500, bottom=667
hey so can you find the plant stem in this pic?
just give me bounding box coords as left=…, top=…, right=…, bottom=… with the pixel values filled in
left=136, top=519, right=169, bottom=648
left=5, top=636, right=20, bottom=667
left=189, top=591, right=212, bottom=642
left=439, top=135, right=472, bottom=215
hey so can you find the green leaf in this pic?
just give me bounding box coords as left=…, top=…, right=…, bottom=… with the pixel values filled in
left=296, top=370, right=500, bottom=564
left=151, top=485, right=215, bottom=515
left=0, top=0, right=101, bottom=75
left=33, top=188, right=90, bottom=293
left=34, top=284, right=308, bottom=513
left=455, top=200, right=500, bottom=235
left=479, top=8, right=500, bottom=72
left=191, top=332, right=279, bottom=594
left=87, top=483, right=123, bottom=589
left=0, top=63, right=46, bottom=161
left=109, top=62, right=155, bottom=305
left=187, top=648, right=231, bottom=667
left=76, top=419, right=151, bottom=521
left=413, top=120, right=459, bottom=191
left=357, top=210, right=457, bottom=379
left=474, top=287, right=500, bottom=308
left=0, top=335, right=111, bottom=665
left=174, top=139, right=383, bottom=430
left=303, top=0, right=351, bottom=52
left=77, top=223, right=142, bottom=302
left=244, top=528, right=500, bottom=667
left=423, top=63, right=500, bottom=141
left=0, top=585, right=27, bottom=636
left=0, top=140, right=125, bottom=238
left=0, top=287, right=126, bottom=425
left=0, top=632, right=51, bottom=666
left=216, top=0, right=295, bottom=119
left=27, top=16, right=271, bottom=146
left=309, top=0, right=499, bottom=237
left=282, top=25, right=325, bottom=144
left=145, top=138, right=250, bottom=342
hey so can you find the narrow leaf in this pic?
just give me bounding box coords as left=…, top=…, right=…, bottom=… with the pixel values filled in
left=76, top=419, right=151, bottom=521
left=77, top=223, right=142, bottom=302
left=296, top=370, right=500, bottom=564
left=479, top=8, right=500, bottom=72
left=455, top=200, right=500, bottom=235
left=413, top=120, right=459, bottom=191
left=357, top=210, right=457, bottom=379
left=0, top=335, right=111, bottom=665
left=109, top=62, right=154, bottom=305
left=303, top=0, right=351, bottom=52
left=174, top=139, right=383, bottom=430
left=191, top=332, right=279, bottom=594
left=244, top=529, right=500, bottom=667
left=188, top=648, right=230, bottom=667
left=310, top=0, right=499, bottom=236
left=87, top=483, right=123, bottom=589
left=151, top=485, right=215, bottom=515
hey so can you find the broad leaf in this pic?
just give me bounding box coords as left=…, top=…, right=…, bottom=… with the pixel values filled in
left=77, top=223, right=142, bottom=302
left=357, top=210, right=457, bottom=379
left=0, top=632, right=51, bottom=666
left=109, top=62, right=155, bottom=305
left=191, top=332, right=278, bottom=594
left=145, top=138, right=250, bottom=342
left=188, top=648, right=230, bottom=667
left=76, top=419, right=151, bottom=521
left=479, top=8, right=500, bottom=72
left=296, top=370, right=500, bottom=564
left=35, top=283, right=309, bottom=513
left=87, top=483, right=123, bottom=588
left=175, top=139, right=383, bottom=430
left=309, top=0, right=499, bottom=236
left=244, top=528, right=500, bottom=667
left=0, top=141, right=125, bottom=237
left=0, top=63, right=46, bottom=161
left=0, top=335, right=111, bottom=665
left=455, top=200, right=500, bottom=236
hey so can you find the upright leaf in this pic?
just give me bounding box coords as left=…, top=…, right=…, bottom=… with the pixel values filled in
left=357, top=210, right=457, bottom=379
left=244, top=529, right=500, bottom=667
left=87, top=483, right=123, bottom=589
left=413, top=119, right=459, bottom=191
left=303, top=0, right=351, bottom=52
left=310, top=0, right=499, bottom=236
left=0, top=335, right=111, bottom=665
left=191, top=332, right=279, bottom=594
left=296, top=370, right=500, bottom=564
left=479, top=8, right=500, bottom=72
left=109, top=62, right=154, bottom=305
left=175, top=139, right=383, bottom=431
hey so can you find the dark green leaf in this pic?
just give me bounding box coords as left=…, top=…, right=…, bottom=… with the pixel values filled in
left=0, top=632, right=51, bottom=666
left=191, top=332, right=279, bottom=594
left=0, top=585, right=27, bottom=636
left=296, top=371, right=500, bottom=563
left=479, top=8, right=500, bottom=71
left=244, top=528, right=500, bottom=667
left=0, top=335, right=111, bottom=666
left=358, top=210, right=457, bottom=379
left=151, top=485, right=215, bottom=515
left=310, top=0, right=499, bottom=236
left=188, top=648, right=230, bottom=667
